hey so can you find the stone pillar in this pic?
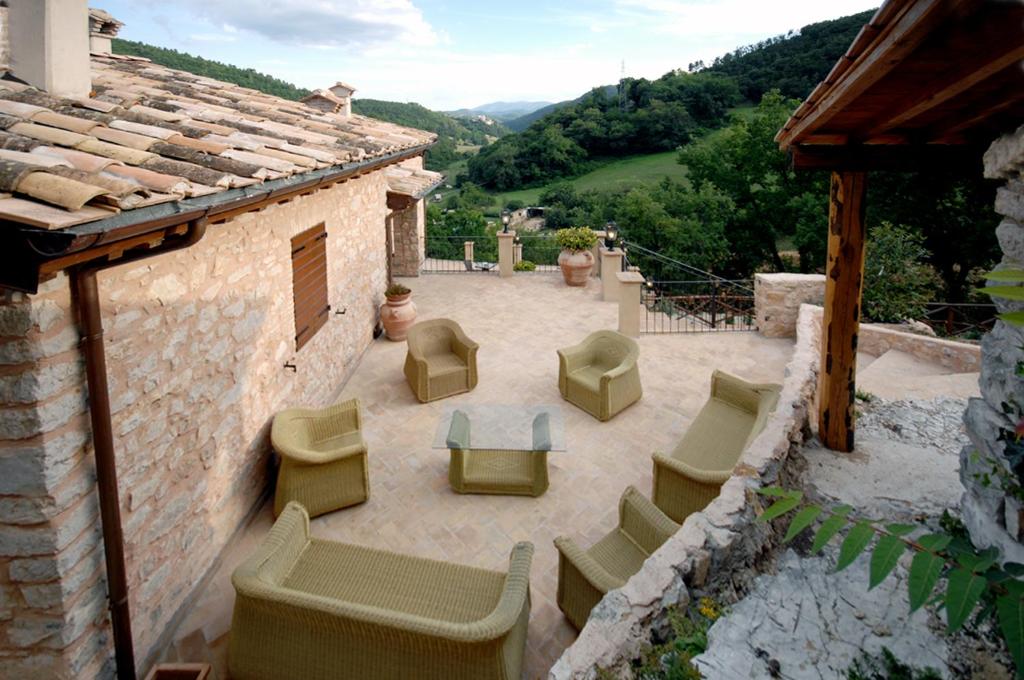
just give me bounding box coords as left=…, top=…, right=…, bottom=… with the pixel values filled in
left=591, top=231, right=606, bottom=277
left=389, top=202, right=423, bottom=277
left=754, top=273, right=826, bottom=338
left=960, top=124, right=1024, bottom=564
left=463, top=240, right=474, bottom=266
left=498, top=231, right=516, bottom=278
left=0, top=274, right=113, bottom=678
left=617, top=272, right=645, bottom=337
left=513, top=242, right=523, bottom=265
left=601, top=248, right=625, bottom=302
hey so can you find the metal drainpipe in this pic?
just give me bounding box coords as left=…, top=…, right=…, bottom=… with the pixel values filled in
left=71, top=216, right=208, bottom=680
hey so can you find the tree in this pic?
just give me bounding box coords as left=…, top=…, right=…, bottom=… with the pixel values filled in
left=680, top=91, right=828, bottom=277
left=862, top=222, right=942, bottom=323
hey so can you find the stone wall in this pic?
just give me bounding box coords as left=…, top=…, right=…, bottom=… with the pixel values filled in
left=0, top=167, right=392, bottom=677
left=754, top=273, right=825, bottom=338
left=388, top=156, right=427, bottom=278
left=859, top=323, right=981, bottom=373
left=960, top=125, right=1024, bottom=564
left=549, top=304, right=822, bottom=679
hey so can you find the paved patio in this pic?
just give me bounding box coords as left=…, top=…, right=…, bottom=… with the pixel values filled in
left=160, top=272, right=795, bottom=679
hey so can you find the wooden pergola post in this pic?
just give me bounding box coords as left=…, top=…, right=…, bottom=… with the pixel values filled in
left=819, top=170, right=867, bottom=452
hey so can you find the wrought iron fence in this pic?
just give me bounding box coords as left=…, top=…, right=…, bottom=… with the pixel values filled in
left=641, top=279, right=756, bottom=333
left=514, top=233, right=561, bottom=272
left=921, top=302, right=998, bottom=339
left=422, top=234, right=499, bottom=273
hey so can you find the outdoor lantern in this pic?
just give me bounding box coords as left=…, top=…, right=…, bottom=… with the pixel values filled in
left=605, top=221, right=618, bottom=249
left=501, top=210, right=511, bottom=233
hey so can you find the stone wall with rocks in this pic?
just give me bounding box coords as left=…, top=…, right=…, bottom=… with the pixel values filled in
left=0, top=168, right=392, bottom=677
left=754, top=273, right=825, bottom=338
left=549, top=304, right=822, bottom=679
left=390, top=201, right=424, bottom=277
left=960, top=125, right=1024, bottom=565
left=859, top=323, right=981, bottom=373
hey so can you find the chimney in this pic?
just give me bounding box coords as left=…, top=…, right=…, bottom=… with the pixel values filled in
left=89, top=8, right=123, bottom=54
left=329, top=81, right=356, bottom=117
left=7, top=0, right=91, bottom=98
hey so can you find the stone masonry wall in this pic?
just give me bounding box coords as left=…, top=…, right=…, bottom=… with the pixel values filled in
left=754, top=273, right=826, bottom=338
left=390, top=201, right=424, bottom=277
left=960, top=125, right=1024, bottom=564
left=0, top=167, right=392, bottom=677
left=550, top=304, right=822, bottom=679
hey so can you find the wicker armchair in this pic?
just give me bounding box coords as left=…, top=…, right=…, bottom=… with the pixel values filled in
left=404, top=319, right=479, bottom=403
left=229, top=502, right=534, bottom=680
left=554, top=486, right=678, bottom=630
left=447, top=410, right=551, bottom=497
left=557, top=330, right=642, bottom=421
left=271, top=398, right=369, bottom=518
left=652, top=370, right=781, bottom=524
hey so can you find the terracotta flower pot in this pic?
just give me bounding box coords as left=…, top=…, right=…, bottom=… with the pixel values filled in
left=558, top=249, right=595, bottom=286
left=380, top=292, right=417, bottom=341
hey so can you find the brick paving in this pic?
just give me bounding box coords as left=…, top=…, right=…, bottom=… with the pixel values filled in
left=159, top=272, right=794, bottom=679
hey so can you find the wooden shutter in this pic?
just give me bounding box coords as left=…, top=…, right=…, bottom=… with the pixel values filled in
left=291, top=223, right=329, bottom=350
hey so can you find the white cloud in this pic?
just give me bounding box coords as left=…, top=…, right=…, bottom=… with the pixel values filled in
left=163, top=0, right=438, bottom=49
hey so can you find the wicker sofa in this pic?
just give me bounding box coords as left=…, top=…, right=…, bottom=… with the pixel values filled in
left=557, top=330, right=642, bottom=421
left=553, top=486, right=678, bottom=630
left=447, top=409, right=551, bottom=497
left=652, top=370, right=781, bottom=524
left=404, top=318, right=479, bottom=403
left=229, top=502, right=534, bottom=680
left=271, top=398, right=369, bottom=518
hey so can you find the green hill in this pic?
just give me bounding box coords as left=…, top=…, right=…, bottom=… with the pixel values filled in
left=112, top=39, right=310, bottom=100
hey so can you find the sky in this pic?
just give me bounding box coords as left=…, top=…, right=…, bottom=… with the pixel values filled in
left=98, top=0, right=879, bottom=111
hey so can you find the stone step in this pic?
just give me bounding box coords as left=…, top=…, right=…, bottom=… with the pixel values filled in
left=857, top=349, right=978, bottom=400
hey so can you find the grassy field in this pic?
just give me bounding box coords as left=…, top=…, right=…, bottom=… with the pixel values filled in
left=484, top=151, right=688, bottom=211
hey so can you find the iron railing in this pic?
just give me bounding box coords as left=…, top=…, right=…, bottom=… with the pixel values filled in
left=514, top=233, right=561, bottom=272
left=422, top=234, right=499, bottom=273
left=641, top=279, right=756, bottom=333
left=921, top=302, right=998, bottom=339
left=620, top=240, right=753, bottom=293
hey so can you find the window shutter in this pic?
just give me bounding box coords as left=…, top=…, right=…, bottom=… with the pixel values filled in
left=291, top=223, right=329, bottom=350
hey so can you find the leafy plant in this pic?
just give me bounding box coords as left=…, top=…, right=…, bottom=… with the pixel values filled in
left=855, top=389, right=876, bottom=403
left=628, top=597, right=721, bottom=679
left=513, top=260, right=537, bottom=272
left=979, top=269, right=1024, bottom=327
left=555, top=226, right=598, bottom=252
left=385, top=283, right=410, bottom=297
left=759, top=487, right=1024, bottom=677
left=862, top=222, right=942, bottom=323
left=846, top=647, right=941, bottom=679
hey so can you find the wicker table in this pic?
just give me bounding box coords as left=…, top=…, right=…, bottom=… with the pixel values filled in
left=432, top=404, right=566, bottom=496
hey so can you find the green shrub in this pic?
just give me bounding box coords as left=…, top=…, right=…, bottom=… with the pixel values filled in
left=385, top=283, right=410, bottom=297
left=505, top=199, right=526, bottom=211
left=555, top=226, right=598, bottom=252
left=514, top=260, right=537, bottom=272
left=846, top=648, right=941, bottom=680
left=862, top=222, right=941, bottom=323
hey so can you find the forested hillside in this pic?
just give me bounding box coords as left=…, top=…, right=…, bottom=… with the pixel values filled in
left=112, top=39, right=310, bottom=100
left=466, top=10, right=873, bottom=191
left=704, top=9, right=876, bottom=102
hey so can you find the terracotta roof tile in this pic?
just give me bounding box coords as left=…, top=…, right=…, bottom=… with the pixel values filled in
left=0, top=54, right=435, bottom=229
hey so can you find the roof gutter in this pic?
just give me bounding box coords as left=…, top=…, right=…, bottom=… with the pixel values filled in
left=2, top=143, right=433, bottom=293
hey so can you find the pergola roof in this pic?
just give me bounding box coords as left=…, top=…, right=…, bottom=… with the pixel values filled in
left=776, top=0, right=1024, bottom=170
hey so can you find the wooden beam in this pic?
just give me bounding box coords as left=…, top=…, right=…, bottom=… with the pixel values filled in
left=778, top=0, right=959, bottom=146
left=789, top=143, right=982, bottom=171
left=819, top=170, right=867, bottom=452
left=387, top=191, right=416, bottom=212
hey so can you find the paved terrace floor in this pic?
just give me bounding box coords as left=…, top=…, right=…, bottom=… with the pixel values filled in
left=161, top=272, right=795, bottom=679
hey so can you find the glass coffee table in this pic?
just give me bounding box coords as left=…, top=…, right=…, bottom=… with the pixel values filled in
left=432, top=404, right=566, bottom=497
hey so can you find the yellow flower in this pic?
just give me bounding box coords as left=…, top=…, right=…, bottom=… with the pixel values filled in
left=697, top=597, right=719, bottom=621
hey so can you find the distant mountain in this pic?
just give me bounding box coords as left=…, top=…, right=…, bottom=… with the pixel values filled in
left=447, top=101, right=553, bottom=122
left=505, top=86, right=616, bottom=131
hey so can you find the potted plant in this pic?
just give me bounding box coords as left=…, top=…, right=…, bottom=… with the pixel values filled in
left=555, top=227, right=598, bottom=286
left=380, top=282, right=417, bottom=341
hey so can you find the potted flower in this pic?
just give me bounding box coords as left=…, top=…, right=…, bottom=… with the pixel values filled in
left=555, top=227, right=598, bottom=286
left=380, top=282, right=417, bottom=341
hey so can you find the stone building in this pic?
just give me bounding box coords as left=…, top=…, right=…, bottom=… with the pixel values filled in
left=0, top=2, right=440, bottom=677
